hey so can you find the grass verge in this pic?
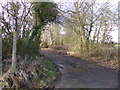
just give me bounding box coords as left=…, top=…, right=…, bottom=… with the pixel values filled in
left=35, top=56, right=58, bottom=88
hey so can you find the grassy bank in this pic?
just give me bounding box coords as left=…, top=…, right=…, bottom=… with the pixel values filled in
left=0, top=55, right=58, bottom=89
left=36, top=56, right=58, bottom=88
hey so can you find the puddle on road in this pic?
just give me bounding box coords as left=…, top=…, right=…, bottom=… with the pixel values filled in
left=57, top=64, right=64, bottom=71
left=57, top=63, right=90, bottom=73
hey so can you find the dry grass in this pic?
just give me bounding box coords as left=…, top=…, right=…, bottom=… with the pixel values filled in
left=49, top=44, right=119, bottom=71
left=75, top=48, right=118, bottom=70
left=68, top=46, right=119, bottom=71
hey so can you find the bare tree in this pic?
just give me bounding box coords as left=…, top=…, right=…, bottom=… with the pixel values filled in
left=59, top=0, right=117, bottom=55
left=0, top=20, right=2, bottom=77
left=1, top=1, right=32, bottom=73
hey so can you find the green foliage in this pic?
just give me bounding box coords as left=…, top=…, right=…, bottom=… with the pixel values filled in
left=29, top=25, right=42, bottom=42
left=17, top=38, right=40, bottom=57
left=2, top=1, right=59, bottom=59
left=2, top=38, right=12, bottom=58
left=27, top=2, right=58, bottom=55
left=29, top=2, right=58, bottom=42
left=35, top=57, right=58, bottom=87
left=33, top=2, right=58, bottom=25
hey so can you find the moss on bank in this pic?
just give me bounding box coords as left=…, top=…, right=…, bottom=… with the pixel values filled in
left=35, top=56, right=58, bottom=88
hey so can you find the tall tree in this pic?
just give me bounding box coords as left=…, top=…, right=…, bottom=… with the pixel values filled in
left=1, top=1, right=58, bottom=73
left=28, top=2, right=58, bottom=50
left=10, top=2, right=20, bottom=73
left=1, top=1, right=32, bottom=73
left=0, top=22, right=2, bottom=77
left=59, top=0, right=117, bottom=55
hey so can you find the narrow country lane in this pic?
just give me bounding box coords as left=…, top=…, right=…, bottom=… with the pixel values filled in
left=41, top=48, right=118, bottom=88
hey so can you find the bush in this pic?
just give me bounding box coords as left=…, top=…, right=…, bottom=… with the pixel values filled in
left=90, top=43, right=118, bottom=59
left=17, top=37, right=42, bottom=57
left=2, top=38, right=12, bottom=59
left=2, top=37, right=41, bottom=59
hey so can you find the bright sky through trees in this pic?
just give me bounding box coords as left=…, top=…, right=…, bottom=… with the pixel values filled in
left=0, top=0, right=119, bottom=43
left=54, top=0, right=119, bottom=43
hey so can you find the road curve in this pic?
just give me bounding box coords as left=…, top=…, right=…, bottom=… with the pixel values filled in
left=41, top=48, right=118, bottom=88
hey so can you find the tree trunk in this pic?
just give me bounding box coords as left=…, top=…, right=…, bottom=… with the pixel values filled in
left=50, top=25, right=54, bottom=45
left=11, top=31, right=17, bottom=74
left=0, top=28, right=2, bottom=77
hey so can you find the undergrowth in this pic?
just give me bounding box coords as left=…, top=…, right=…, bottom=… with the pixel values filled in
left=36, top=56, right=58, bottom=88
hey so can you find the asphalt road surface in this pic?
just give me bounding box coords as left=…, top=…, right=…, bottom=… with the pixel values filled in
left=41, top=48, right=118, bottom=88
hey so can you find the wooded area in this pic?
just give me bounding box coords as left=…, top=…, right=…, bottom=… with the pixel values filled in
left=0, top=0, right=118, bottom=89
left=41, top=0, right=118, bottom=69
